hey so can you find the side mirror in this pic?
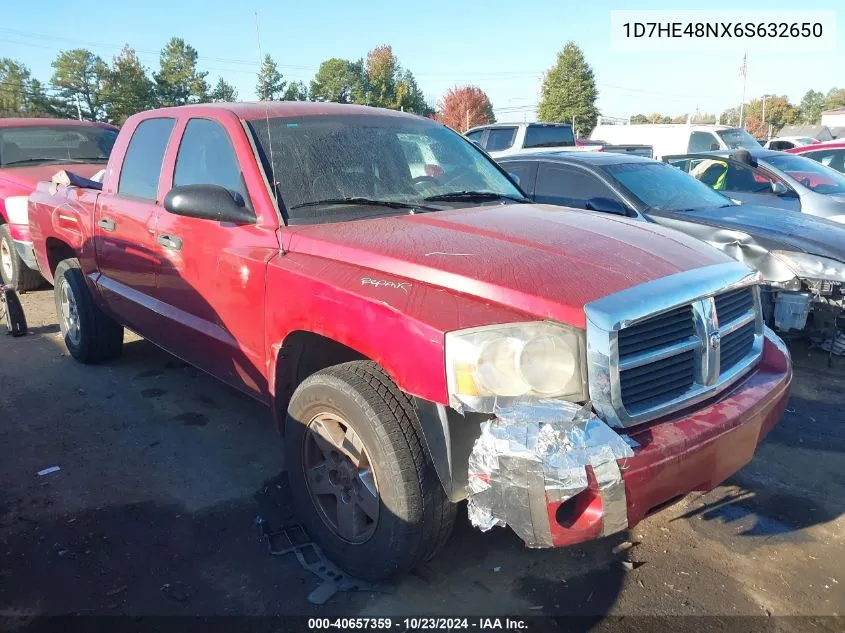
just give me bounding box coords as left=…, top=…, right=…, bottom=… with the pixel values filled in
left=507, top=171, right=521, bottom=186
left=163, top=184, right=254, bottom=223
left=771, top=181, right=789, bottom=195
left=710, top=143, right=720, bottom=151
left=585, top=196, right=629, bottom=216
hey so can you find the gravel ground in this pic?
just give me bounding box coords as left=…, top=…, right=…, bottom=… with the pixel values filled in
left=1, top=289, right=844, bottom=629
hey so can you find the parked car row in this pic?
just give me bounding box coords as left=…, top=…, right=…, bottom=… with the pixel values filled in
left=496, top=144, right=845, bottom=345
left=6, top=103, right=792, bottom=582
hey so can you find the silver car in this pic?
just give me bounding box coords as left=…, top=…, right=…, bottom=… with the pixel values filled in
left=664, top=149, right=845, bottom=223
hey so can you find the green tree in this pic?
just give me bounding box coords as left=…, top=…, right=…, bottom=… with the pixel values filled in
left=629, top=114, right=648, bottom=124
left=720, top=107, right=740, bottom=126
left=51, top=49, right=109, bottom=121
left=310, top=58, right=367, bottom=104
left=745, top=95, right=797, bottom=136
left=825, top=87, right=845, bottom=111
left=103, top=45, right=155, bottom=124
left=394, top=69, right=428, bottom=114
left=366, top=45, right=397, bottom=108
left=256, top=55, right=285, bottom=100
left=798, top=90, right=826, bottom=124
left=282, top=80, right=308, bottom=101
left=537, top=42, right=598, bottom=135
left=210, top=77, right=238, bottom=102
left=154, top=38, right=209, bottom=106
left=26, top=79, right=60, bottom=117
left=0, top=58, right=31, bottom=116
left=693, top=112, right=717, bottom=124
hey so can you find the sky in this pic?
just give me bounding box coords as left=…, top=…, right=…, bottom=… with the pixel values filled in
left=1, top=0, right=843, bottom=123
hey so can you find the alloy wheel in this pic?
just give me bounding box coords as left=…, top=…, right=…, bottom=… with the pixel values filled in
left=302, top=412, right=380, bottom=543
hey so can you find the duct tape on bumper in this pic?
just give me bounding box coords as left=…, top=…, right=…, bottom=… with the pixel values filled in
left=466, top=399, right=634, bottom=547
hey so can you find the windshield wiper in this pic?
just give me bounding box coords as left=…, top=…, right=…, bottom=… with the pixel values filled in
left=2, top=157, right=107, bottom=167
left=423, top=191, right=530, bottom=203
left=290, top=197, right=439, bottom=212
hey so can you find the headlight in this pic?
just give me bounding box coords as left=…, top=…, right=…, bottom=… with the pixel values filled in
left=771, top=251, right=845, bottom=282
left=445, top=321, right=587, bottom=412
left=3, top=196, right=28, bottom=225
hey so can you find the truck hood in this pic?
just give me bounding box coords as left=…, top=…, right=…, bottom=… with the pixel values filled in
left=285, top=204, right=733, bottom=328
left=648, top=204, right=845, bottom=262
left=0, top=163, right=103, bottom=190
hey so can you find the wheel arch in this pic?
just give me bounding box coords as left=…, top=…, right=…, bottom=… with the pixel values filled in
left=45, top=238, right=77, bottom=283
left=270, top=329, right=481, bottom=501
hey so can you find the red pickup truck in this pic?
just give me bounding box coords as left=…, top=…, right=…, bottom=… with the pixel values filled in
left=0, top=118, right=117, bottom=290
left=27, top=102, right=792, bottom=581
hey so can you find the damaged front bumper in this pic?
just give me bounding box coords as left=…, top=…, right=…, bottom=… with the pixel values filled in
left=466, top=329, right=792, bottom=548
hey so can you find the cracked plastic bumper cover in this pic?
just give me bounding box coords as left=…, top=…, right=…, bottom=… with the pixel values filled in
left=465, top=328, right=792, bottom=548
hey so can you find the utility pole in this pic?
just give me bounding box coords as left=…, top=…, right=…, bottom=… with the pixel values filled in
left=739, top=52, right=747, bottom=129
left=465, top=109, right=469, bottom=132
left=761, top=95, right=767, bottom=138
left=571, top=114, right=576, bottom=138
left=75, top=93, right=82, bottom=120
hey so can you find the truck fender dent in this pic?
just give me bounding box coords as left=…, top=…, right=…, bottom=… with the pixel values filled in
left=413, top=399, right=484, bottom=502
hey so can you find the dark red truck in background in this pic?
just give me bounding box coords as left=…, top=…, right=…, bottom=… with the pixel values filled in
left=0, top=118, right=117, bottom=290
left=27, top=102, right=792, bottom=580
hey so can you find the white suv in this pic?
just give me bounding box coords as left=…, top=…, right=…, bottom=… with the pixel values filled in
left=465, top=122, right=576, bottom=158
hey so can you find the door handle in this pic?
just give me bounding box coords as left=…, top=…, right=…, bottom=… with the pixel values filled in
left=157, top=234, right=183, bottom=251
left=97, top=217, right=116, bottom=232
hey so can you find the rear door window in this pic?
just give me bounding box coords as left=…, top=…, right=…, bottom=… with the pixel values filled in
left=534, top=163, right=614, bottom=208
left=805, top=149, right=845, bottom=173
left=485, top=127, right=517, bottom=152
left=465, top=130, right=485, bottom=146
left=523, top=125, right=575, bottom=149
left=500, top=161, right=537, bottom=195
left=118, top=118, right=176, bottom=201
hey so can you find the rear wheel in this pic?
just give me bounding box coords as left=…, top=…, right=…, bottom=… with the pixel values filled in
left=0, top=225, right=41, bottom=292
left=54, top=258, right=123, bottom=363
left=285, top=361, right=456, bottom=581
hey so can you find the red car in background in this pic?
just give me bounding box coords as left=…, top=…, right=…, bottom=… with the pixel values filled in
left=787, top=140, right=845, bottom=175
left=0, top=119, right=118, bottom=290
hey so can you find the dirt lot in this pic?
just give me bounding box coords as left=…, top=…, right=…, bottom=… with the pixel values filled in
left=2, top=289, right=844, bottom=627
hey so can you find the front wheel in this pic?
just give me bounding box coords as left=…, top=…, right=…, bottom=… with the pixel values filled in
left=285, top=361, right=456, bottom=581
left=54, top=258, right=124, bottom=363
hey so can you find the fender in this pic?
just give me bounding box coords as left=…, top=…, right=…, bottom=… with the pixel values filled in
left=264, top=251, right=532, bottom=406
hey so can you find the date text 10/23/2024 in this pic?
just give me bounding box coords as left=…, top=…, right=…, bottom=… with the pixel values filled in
left=307, top=618, right=530, bottom=631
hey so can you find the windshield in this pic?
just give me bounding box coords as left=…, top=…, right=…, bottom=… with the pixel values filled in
left=716, top=128, right=760, bottom=150
left=604, top=161, right=732, bottom=212
left=765, top=153, right=845, bottom=195
left=249, top=115, right=523, bottom=224
left=0, top=125, right=117, bottom=167
left=523, top=124, right=575, bottom=149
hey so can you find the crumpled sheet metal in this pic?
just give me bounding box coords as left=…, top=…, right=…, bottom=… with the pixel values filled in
left=466, top=399, right=634, bottom=547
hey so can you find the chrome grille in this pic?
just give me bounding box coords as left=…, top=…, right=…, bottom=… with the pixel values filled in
left=585, top=262, right=765, bottom=428
left=715, top=288, right=754, bottom=325
left=617, top=305, right=694, bottom=356
left=620, top=349, right=696, bottom=413
left=618, top=306, right=696, bottom=412
left=720, top=320, right=756, bottom=373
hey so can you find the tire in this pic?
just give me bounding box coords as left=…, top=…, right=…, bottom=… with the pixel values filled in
left=285, top=361, right=456, bottom=581
left=0, top=225, right=42, bottom=292
left=54, top=258, right=123, bottom=363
